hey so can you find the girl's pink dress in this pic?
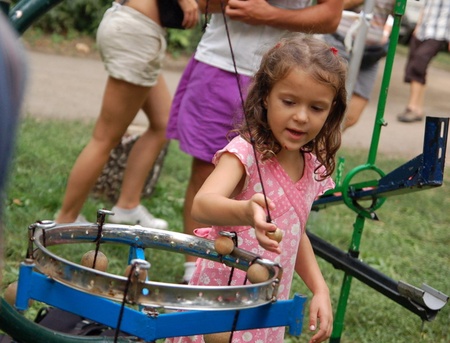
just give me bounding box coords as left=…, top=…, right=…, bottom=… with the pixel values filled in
left=167, top=136, right=334, bottom=343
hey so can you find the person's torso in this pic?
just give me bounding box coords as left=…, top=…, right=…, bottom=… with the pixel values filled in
left=116, top=0, right=160, bottom=24
left=416, top=0, right=450, bottom=41
left=195, top=0, right=311, bottom=76
left=206, top=137, right=334, bottom=299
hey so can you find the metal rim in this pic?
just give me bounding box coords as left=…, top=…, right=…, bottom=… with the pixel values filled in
left=30, top=222, right=283, bottom=310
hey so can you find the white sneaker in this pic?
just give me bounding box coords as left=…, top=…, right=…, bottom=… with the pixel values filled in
left=108, top=205, right=168, bottom=230
left=76, top=214, right=88, bottom=223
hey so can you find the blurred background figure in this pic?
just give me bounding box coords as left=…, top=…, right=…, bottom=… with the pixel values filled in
left=0, top=9, right=28, bottom=284
left=320, top=0, right=395, bottom=130
left=397, top=0, right=450, bottom=123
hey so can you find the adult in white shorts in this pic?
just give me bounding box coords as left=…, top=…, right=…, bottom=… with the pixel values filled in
left=55, top=0, right=198, bottom=229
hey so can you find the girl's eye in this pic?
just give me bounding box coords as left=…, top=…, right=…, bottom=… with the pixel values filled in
left=282, top=99, right=295, bottom=106
left=311, top=105, right=329, bottom=112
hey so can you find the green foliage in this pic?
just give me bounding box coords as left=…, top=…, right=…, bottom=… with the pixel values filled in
left=12, top=0, right=111, bottom=35
left=1, top=118, right=449, bottom=342
left=166, top=25, right=204, bottom=56
left=11, top=0, right=203, bottom=54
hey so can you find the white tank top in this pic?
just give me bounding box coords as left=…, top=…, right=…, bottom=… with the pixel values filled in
left=194, top=0, right=311, bottom=76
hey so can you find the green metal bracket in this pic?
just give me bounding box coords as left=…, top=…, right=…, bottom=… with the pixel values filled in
left=0, top=0, right=11, bottom=15
left=0, top=298, right=132, bottom=343
left=366, top=0, right=407, bottom=166
left=8, top=0, right=63, bottom=34
left=329, top=0, right=420, bottom=341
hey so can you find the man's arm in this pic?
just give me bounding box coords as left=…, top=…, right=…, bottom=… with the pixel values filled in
left=198, top=0, right=344, bottom=34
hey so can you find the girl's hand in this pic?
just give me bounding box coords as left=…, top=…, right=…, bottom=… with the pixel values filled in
left=178, top=0, right=199, bottom=29
left=248, top=194, right=281, bottom=254
left=307, top=290, right=333, bottom=343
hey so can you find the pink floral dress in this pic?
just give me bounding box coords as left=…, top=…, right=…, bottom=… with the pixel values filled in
left=167, top=136, right=334, bottom=343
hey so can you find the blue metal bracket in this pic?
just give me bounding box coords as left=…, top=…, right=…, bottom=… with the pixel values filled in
left=313, top=116, right=448, bottom=210
left=11, top=259, right=306, bottom=342
left=8, top=0, right=64, bottom=34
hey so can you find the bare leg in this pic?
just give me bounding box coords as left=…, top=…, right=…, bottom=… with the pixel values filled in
left=56, top=77, right=151, bottom=223
left=343, top=93, right=368, bottom=130
left=116, top=75, right=170, bottom=209
left=407, top=80, right=425, bottom=116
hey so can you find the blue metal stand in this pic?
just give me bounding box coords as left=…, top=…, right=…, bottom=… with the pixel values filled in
left=14, top=261, right=306, bottom=341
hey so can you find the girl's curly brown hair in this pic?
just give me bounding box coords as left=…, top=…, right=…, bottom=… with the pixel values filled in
left=235, top=35, right=347, bottom=179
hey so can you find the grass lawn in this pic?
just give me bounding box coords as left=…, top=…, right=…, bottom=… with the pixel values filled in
left=1, top=117, right=449, bottom=342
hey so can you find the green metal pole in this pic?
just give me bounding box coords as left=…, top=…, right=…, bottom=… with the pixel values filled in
left=330, top=215, right=366, bottom=342
left=330, top=1, right=408, bottom=341
left=335, top=157, right=345, bottom=187
left=367, top=0, right=407, bottom=165
left=330, top=274, right=353, bottom=343
left=0, top=0, right=10, bottom=15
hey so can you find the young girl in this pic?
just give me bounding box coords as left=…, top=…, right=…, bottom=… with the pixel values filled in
left=169, top=36, right=347, bottom=343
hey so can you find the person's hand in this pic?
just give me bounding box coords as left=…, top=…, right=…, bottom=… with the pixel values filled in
left=247, top=194, right=281, bottom=254
left=179, top=0, right=199, bottom=29
left=225, top=0, right=272, bottom=25
left=307, top=290, right=333, bottom=343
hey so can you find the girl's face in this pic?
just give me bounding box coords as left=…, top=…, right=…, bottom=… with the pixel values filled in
left=265, top=67, right=335, bottom=152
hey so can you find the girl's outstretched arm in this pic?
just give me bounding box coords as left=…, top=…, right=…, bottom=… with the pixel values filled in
left=192, top=152, right=280, bottom=253
left=295, top=232, right=333, bottom=343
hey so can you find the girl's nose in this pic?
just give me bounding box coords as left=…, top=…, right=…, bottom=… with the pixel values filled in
left=293, top=107, right=308, bottom=122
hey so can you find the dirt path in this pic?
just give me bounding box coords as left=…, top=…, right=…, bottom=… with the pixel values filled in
left=22, top=48, right=450, bottom=166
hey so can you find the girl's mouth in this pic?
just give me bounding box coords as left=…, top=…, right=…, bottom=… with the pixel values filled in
left=287, top=128, right=304, bottom=139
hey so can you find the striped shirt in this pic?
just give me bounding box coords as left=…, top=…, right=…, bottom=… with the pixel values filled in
left=416, top=0, right=450, bottom=42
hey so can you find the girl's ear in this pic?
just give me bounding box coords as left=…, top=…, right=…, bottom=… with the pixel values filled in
left=263, top=97, right=268, bottom=109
